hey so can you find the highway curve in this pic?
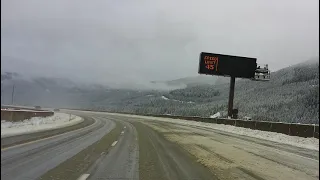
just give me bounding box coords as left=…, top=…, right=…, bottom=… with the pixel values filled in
left=1, top=112, right=114, bottom=180
left=1, top=110, right=319, bottom=180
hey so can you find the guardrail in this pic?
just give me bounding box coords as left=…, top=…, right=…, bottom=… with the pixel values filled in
left=1, top=105, right=45, bottom=111
left=1, top=109, right=54, bottom=122
left=143, top=114, right=319, bottom=139
left=65, top=108, right=319, bottom=139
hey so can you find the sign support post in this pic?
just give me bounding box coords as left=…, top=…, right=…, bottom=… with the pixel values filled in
left=228, top=76, right=235, bottom=118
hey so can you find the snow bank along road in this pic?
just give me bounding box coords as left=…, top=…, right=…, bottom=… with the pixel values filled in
left=1, top=113, right=83, bottom=138
left=1, top=110, right=319, bottom=180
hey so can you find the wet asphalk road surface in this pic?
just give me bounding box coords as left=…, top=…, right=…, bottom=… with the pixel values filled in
left=1, top=110, right=318, bottom=180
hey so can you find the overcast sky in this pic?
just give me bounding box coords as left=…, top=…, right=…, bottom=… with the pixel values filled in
left=1, top=0, right=319, bottom=85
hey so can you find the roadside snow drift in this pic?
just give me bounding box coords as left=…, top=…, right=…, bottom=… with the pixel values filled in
left=1, top=113, right=83, bottom=138
left=107, top=113, right=319, bottom=151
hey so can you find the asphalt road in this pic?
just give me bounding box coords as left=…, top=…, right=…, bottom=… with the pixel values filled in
left=87, top=118, right=140, bottom=180
left=1, top=110, right=319, bottom=180
left=143, top=120, right=319, bottom=180
left=1, top=113, right=115, bottom=180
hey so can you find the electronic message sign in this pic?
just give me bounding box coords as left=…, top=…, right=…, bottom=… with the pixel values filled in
left=198, top=52, right=257, bottom=79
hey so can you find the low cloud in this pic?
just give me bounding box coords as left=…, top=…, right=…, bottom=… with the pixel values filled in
left=1, top=0, right=319, bottom=87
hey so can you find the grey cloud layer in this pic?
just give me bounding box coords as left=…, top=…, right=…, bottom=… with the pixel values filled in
left=1, top=0, right=319, bottom=84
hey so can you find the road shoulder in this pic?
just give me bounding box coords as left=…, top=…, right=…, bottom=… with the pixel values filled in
left=38, top=119, right=122, bottom=180
left=132, top=121, right=217, bottom=180
left=143, top=120, right=319, bottom=180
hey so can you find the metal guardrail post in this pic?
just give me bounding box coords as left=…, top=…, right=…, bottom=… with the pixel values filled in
left=10, top=111, right=13, bottom=121
left=288, top=124, right=291, bottom=136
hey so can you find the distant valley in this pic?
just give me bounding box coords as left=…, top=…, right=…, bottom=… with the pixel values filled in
left=1, top=58, right=319, bottom=124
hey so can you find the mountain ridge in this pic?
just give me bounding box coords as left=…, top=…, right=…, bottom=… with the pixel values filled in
left=1, top=58, right=319, bottom=124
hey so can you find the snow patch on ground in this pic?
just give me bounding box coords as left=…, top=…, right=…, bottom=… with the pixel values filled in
left=110, top=113, right=319, bottom=151
left=161, top=95, right=194, bottom=103
left=210, top=112, right=221, bottom=118
left=161, top=96, right=169, bottom=100
left=1, top=113, right=83, bottom=138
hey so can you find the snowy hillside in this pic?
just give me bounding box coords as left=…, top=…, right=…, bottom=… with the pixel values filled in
left=1, top=58, right=319, bottom=124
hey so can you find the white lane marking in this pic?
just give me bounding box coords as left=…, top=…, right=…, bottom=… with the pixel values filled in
left=111, top=141, right=118, bottom=147
left=124, top=126, right=126, bottom=129
left=121, top=131, right=124, bottom=134
left=77, top=173, right=90, bottom=180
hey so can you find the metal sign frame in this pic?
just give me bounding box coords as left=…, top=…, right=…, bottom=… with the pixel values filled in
left=198, top=52, right=270, bottom=119
left=198, top=52, right=257, bottom=79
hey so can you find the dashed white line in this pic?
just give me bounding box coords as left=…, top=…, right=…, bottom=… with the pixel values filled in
left=77, top=173, right=90, bottom=180
left=121, top=131, right=124, bottom=134
left=111, top=141, right=118, bottom=147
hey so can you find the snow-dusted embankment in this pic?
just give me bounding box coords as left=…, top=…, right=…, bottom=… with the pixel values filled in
left=108, top=113, right=319, bottom=151
left=1, top=113, right=83, bottom=138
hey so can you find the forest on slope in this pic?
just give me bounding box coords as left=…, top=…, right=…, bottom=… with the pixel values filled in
left=2, top=59, right=319, bottom=124
left=93, top=59, right=319, bottom=124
